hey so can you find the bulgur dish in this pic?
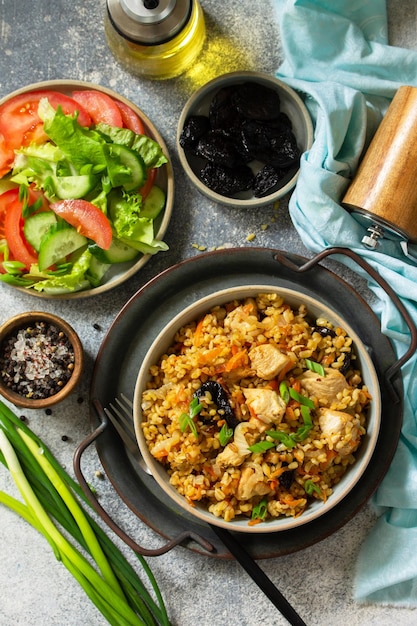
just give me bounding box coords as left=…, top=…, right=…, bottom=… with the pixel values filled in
left=140, top=293, right=372, bottom=526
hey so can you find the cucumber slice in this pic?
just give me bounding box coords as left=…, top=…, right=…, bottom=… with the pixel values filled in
left=53, top=174, right=98, bottom=199
left=38, top=226, right=88, bottom=271
left=107, top=144, right=146, bottom=191
left=89, top=237, right=139, bottom=264
left=24, top=211, right=57, bottom=252
left=87, top=255, right=110, bottom=287
left=140, top=185, right=166, bottom=219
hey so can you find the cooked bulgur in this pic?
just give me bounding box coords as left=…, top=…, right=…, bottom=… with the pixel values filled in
left=141, top=293, right=371, bottom=525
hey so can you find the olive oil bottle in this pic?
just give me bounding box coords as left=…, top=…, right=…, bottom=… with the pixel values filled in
left=105, top=0, right=206, bottom=80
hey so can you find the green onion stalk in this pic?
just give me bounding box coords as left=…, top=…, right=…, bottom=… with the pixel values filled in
left=0, top=400, right=171, bottom=626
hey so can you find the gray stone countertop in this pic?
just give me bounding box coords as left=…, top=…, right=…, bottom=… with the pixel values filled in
left=0, top=1, right=416, bottom=625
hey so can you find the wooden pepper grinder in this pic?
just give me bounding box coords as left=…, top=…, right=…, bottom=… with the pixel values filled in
left=342, top=85, right=417, bottom=259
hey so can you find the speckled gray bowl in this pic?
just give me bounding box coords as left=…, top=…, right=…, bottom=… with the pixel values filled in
left=177, top=71, right=313, bottom=208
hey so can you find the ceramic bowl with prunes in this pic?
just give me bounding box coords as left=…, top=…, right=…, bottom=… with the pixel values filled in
left=177, top=72, right=313, bottom=208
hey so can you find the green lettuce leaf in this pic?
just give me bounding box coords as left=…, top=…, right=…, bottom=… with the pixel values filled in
left=108, top=191, right=168, bottom=254
left=96, top=123, right=168, bottom=169
left=32, top=249, right=93, bottom=293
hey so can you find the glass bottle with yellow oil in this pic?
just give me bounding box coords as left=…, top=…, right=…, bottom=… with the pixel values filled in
left=105, top=0, right=206, bottom=80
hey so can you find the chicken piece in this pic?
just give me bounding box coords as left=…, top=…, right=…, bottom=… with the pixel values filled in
left=249, top=343, right=293, bottom=380
left=216, top=422, right=253, bottom=467
left=298, top=368, right=350, bottom=405
left=318, top=408, right=361, bottom=456
left=242, top=387, right=286, bottom=426
left=237, top=462, right=271, bottom=500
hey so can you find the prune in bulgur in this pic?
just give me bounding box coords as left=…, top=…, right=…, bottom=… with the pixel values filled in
left=232, top=82, right=281, bottom=121
left=200, top=162, right=254, bottom=196
left=278, top=468, right=295, bottom=490
left=196, top=130, right=239, bottom=168
left=179, top=115, right=211, bottom=149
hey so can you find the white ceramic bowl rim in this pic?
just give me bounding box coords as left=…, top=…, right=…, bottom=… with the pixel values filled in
left=133, top=285, right=381, bottom=534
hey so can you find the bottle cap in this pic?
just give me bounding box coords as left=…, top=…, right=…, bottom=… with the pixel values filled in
left=107, top=0, right=191, bottom=45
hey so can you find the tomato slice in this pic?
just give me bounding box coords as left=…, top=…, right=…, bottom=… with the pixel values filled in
left=0, top=91, right=92, bottom=151
left=115, top=100, right=146, bottom=135
left=139, top=167, right=157, bottom=199
left=2, top=188, right=40, bottom=269
left=50, top=199, right=113, bottom=250
left=0, top=188, right=18, bottom=240
left=72, top=91, right=123, bottom=127
left=0, top=133, right=15, bottom=178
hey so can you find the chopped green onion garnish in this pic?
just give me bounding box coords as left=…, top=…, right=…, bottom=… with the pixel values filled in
left=289, top=387, right=315, bottom=409
left=189, top=397, right=203, bottom=418
left=266, top=430, right=298, bottom=448
left=179, top=397, right=202, bottom=438
left=279, top=380, right=290, bottom=404
left=305, top=359, right=326, bottom=377
left=179, top=413, right=198, bottom=437
left=300, top=405, right=312, bottom=426
left=251, top=497, right=268, bottom=521
left=219, top=423, right=233, bottom=446
left=304, top=479, right=322, bottom=496
left=248, top=440, right=276, bottom=453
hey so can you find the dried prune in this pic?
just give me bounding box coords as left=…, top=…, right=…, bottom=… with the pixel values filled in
left=209, top=86, right=245, bottom=131
left=278, top=468, right=295, bottom=490
left=200, top=162, right=253, bottom=196
left=232, top=82, right=281, bottom=121
left=194, top=380, right=240, bottom=429
left=241, top=121, right=300, bottom=168
left=312, top=326, right=336, bottom=338
left=253, top=164, right=287, bottom=197
left=269, top=127, right=300, bottom=168
left=196, top=130, right=239, bottom=168
left=179, top=115, right=210, bottom=148
left=340, top=353, right=352, bottom=376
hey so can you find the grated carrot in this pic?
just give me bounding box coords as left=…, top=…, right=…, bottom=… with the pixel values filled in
left=292, top=380, right=302, bottom=394
left=322, top=353, right=335, bottom=365
left=224, top=349, right=248, bottom=372
left=197, top=346, right=223, bottom=365
left=281, top=494, right=305, bottom=507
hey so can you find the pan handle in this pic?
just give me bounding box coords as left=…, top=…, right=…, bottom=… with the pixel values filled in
left=274, top=246, right=417, bottom=400
left=73, top=415, right=215, bottom=557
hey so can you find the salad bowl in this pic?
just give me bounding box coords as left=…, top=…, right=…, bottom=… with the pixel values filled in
left=0, top=80, right=174, bottom=299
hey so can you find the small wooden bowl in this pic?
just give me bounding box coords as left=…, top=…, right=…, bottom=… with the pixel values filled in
left=0, top=312, right=84, bottom=409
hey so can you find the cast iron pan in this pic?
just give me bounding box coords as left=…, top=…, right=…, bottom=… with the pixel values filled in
left=78, top=247, right=411, bottom=559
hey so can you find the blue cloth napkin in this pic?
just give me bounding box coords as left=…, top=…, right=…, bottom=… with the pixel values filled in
left=272, top=0, right=417, bottom=606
